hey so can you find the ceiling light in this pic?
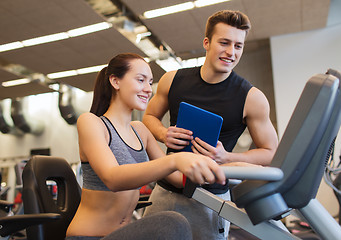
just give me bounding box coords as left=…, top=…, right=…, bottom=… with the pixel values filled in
left=143, top=0, right=232, bottom=19
left=0, top=42, right=24, bottom=52
left=47, top=70, right=78, bottom=79
left=136, top=32, right=151, bottom=43
left=156, top=58, right=182, bottom=72
left=182, top=56, right=206, bottom=68
left=197, top=56, right=206, bottom=65
left=135, top=34, right=142, bottom=43
left=76, top=64, right=107, bottom=74
left=48, top=83, right=60, bottom=91
left=143, top=2, right=195, bottom=19
left=1, top=78, right=31, bottom=87
left=156, top=56, right=206, bottom=72
left=67, top=22, right=112, bottom=37
left=46, top=64, right=107, bottom=80
left=194, top=0, right=231, bottom=8
left=22, top=32, right=69, bottom=46
left=0, top=22, right=112, bottom=53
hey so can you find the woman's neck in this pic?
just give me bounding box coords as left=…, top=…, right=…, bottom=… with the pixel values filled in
left=104, top=102, right=132, bottom=129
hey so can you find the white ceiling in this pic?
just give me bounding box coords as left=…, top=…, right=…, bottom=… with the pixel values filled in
left=0, top=0, right=332, bottom=99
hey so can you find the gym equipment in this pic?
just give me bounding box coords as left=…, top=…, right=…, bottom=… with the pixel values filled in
left=323, top=136, right=341, bottom=224
left=184, top=69, right=341, bottom=240
left=20, top=155, right=151, bottom=240
left=22, top=155, right=82, bottom=240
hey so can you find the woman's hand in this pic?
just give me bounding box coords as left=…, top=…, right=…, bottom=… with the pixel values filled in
left=173, top=152, right=226, bottom=185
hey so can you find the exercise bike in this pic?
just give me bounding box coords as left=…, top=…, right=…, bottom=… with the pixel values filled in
left=184, top=69, right=341, bottom=240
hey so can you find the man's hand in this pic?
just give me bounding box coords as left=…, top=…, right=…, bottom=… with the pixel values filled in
left=164, top=126, right=193, bottom=150
left=191, top=138, right=228, bottom=164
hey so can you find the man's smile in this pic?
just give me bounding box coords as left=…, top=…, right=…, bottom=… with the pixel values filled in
left=219, top=57, right=234, bottom=63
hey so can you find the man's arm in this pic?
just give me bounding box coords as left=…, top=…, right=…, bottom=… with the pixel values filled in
left=191, top=87, right=278, bottom=166
left=236, top=87, right=278, bottom=165
left=143, top=71, right=193, bottom=150
left=142, top=71, right=174, bottom=142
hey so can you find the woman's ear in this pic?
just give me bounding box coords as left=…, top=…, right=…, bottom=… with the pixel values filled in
left=109, top=75, right=120, bottom=90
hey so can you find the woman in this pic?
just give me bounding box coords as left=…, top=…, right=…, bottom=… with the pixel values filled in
left=66, top=53, right=226, bottom=240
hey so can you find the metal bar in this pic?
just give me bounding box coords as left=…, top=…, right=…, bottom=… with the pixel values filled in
left=221, top=166, right=284, bottom=181
left=298, top=199, right=341, bottom=240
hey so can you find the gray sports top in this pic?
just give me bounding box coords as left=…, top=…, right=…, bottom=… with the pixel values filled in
left=81, top=116, right=149, bottom=191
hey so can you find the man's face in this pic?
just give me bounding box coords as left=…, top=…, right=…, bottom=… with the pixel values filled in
left=203, top=23, right=246, bottom=74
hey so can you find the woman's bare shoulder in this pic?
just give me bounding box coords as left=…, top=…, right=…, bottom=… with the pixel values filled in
left=131, top=120, right=148, bottom=133
left=77, top=112, right=101, bottom=125
left=77, top=112, right=106, bottom=135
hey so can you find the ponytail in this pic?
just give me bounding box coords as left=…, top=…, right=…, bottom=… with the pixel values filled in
left=90, top=67, right=112, bottom=116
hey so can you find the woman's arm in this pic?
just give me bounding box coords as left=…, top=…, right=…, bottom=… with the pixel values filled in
left=132, top=121, right=185, bottom=188
left=78, top=114, right=225, bottom=192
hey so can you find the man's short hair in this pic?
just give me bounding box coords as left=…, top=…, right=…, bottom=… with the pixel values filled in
left=205, top=10, right=251, bottom=40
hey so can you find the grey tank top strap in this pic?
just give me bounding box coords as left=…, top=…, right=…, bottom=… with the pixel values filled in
left=81, top=116, right=149, bottom=191
left=100, top=116, right=149, bottom=165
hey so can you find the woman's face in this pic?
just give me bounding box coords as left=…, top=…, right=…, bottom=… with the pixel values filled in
left=113, top=59, right=153, bottom=111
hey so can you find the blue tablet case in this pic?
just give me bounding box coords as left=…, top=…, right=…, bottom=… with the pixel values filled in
left=176, top=102, right=223, bottom=152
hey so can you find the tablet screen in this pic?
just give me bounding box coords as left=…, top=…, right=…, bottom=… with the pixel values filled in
left=176, top=102, right=223, bottom=152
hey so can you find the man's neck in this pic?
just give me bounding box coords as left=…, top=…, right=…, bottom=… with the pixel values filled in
left=200, top=64, right=232, bottom=84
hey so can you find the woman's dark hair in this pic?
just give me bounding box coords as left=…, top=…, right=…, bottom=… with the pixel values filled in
left=205, top=10, right=251, bottom=41
left=90, top=53, right=146, bottom=116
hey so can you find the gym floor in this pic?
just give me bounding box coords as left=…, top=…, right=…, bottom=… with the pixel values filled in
left=228, top=225, right=260, bottom=240
left=228, top=224, right=322, bottom=240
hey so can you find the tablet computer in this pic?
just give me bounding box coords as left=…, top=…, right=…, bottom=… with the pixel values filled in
left=176, top=102, right=223, bottom=152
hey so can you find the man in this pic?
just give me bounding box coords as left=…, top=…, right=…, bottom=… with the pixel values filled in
left=142, top=10, right=278, bottom=240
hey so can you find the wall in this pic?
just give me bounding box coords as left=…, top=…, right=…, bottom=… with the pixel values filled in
left=0, top=90, right=92, bottom=201
left=0, top=91, right=92, bottom=162
left=270, top=22, right=341, bottom=217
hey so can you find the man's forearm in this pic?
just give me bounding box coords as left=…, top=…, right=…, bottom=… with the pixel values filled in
left=142, top=114, right=167, bottom=143
left=224, top=148, right=275, bottom=166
